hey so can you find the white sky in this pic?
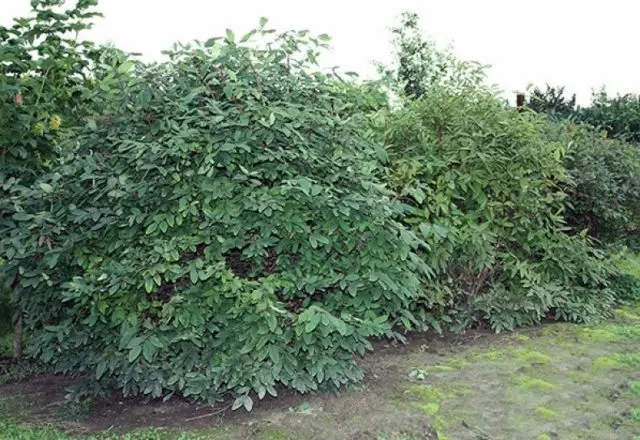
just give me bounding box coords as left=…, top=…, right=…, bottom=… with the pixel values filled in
left=3, top=0, right=640, bottom=105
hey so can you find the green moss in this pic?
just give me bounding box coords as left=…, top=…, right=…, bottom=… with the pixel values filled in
left=474, top=349, right=505, bottom=361
left=578, top=328, right=618, bottom=342
left=511, top=348, right=552, bottom=364
left=255, top=426, right=296, bottom=440
left=615, top=308, right=640, bottom=322
left=444, top=358, right=472, bottom=370
left=534, top=407, right=559, bottom=420
left=593, top=353, right=640, bottom=370
left=473, top=347, right=551, bottom=365
left=403, top=385, right=445, bottom=403
left=536, top=435, right=552, bottom=440
left=567, top=370, right=593, bottom=384
left=631, top=408, right=640, bottom=422
left=413, top=402, right=440, bottom=416
left=609, top=325, right=640, bottom=340
left=513, top=334, right=531, bottom=342
left=511, top=375, right=555, bottom=391
left=629, top=380, right=640, bottom=395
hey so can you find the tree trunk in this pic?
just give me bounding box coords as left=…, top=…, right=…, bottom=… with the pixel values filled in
left=12, top=283, right=23, bottom=360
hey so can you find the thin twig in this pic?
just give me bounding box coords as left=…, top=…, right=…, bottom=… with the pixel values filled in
left=184, top=404, right=231, bottom=422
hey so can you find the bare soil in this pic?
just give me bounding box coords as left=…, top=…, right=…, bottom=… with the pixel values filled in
left=1, top=305, right=639, bottom=440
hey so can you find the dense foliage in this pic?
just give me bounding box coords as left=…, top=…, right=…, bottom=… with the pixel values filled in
left=541, top=122, right=640, bottom=243
left=0, top=0, right=100, bottom=173
left=527, top=84, right=576, bottom=119
left=378, top=87, right=616, bottom=331
left=0, top=4, right=636, bottom=407
left=2, top=21, right=431, bottom=406
left=526, top=85, right=640, bottom=245
left=1, top=0, right=103, bottom=359
left=575, top=90, right=640, bottom=143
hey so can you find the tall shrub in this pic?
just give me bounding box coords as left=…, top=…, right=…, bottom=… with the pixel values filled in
left=378, top=86, right=616, bottom=331
left=0, top=0, right=101, bottom=358
left=4, top=24, right=429, bottom=406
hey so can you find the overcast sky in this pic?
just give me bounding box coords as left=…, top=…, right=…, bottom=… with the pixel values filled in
left=3, top=0, right=639, bottom=105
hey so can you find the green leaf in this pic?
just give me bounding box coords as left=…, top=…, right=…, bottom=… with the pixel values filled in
left=95, top=361, right=107, bottom=380
left=142, top=341, right=155, bottom=362
left=12, top=212, right=33, bottom=221
left=298, top=178, right=312, bottom=196
left=309, top=233, right=328, bottom=249
left=305, top=313, right=321, bottom=333
left=190, top=267, right=199, bottom=284
left=128, top=345, right=142, bottom=363
left=418, top=223, right=431, bottom=237
left=225, top=29, right=235, bottom=43
left=374, top=144, right=388, bottom=163
left=39, top=183, right=53, bottom=193
left=118, top=60, right=134, bottom=74
left=266, top=384, right=278, bottom=397
left=259, top=17, right=268, bottom=27
left=149, top=335, right=164, bottom=348
left=243, top=395, right=253, bottom=411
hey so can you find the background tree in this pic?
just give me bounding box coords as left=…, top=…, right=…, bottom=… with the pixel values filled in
left=381, top=12, right=487, bottom=101
left=575, top=89, right=640, bottom=143
left=527, top=84, right=576, bottom=118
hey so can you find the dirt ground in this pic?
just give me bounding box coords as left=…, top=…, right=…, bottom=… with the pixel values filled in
left=1, top=303, right=639, bottom=440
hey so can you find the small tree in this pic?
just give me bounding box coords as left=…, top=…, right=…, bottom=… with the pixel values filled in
left=575, top=89, right=640, bottom=143
left=382, top=12, right=487, bottom=101
left=527, top=84, right=576, bottom=118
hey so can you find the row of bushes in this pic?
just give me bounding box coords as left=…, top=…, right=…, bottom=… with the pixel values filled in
left=1, top=3, right=639, bottom=408
left=527, top=85, right=640, bottom=244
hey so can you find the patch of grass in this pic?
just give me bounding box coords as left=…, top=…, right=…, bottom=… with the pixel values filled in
left=567, top=370, right=592, bottom=384
left=0, top=421, right=234, bottom=440
left=629, top=380, right=640, bottom=395
left=533, top=407, right=559, bottom=420
left=609, top=325, right=640, bottom=339
left=53, top=399, right=92, bottom=422
left=251, top=426, right=296, bottom=440
left=412, top=402, right=440, bottom=416
left=510, top=348, right=552, bottom=365
left=403, top=384, right=444, bottom=404
left=472, top=347, right=553, bottom=368
left=593, top=352, right=640, bottom=370
left=511, top=375, right=555, bottom=392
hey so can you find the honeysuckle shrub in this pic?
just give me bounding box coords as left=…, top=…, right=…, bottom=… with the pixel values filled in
left=1, top=3, right=635, bottom=409
left=541, top=121, right=640, bottom=246
left=1, top=0, right=104, bottom=359
left=378, top=86, right=618, bottom=332
left=3, top=23, right=432, bottom=407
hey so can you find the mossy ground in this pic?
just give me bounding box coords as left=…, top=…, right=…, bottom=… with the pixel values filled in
left=396, top=302, right=640, bottom=440
left=1, top=303, right=639, bottom=439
